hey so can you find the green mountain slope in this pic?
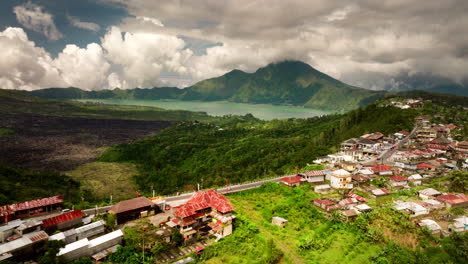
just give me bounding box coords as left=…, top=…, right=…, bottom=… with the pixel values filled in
left=180, top=60, right=384, bottom=110
left=0, top=89, right=213, bottom=121
left=27, top=86, right=184, bottom=100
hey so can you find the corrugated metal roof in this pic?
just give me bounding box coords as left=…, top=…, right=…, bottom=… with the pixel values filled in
left=174, top=190, right=234, bottom=218
left=0, top=196, right=63, bottom=215
left=0, top=231, right=48, bottom=255
left=57, top=238, right=90, bottom=256
left=88, top=230, right=123, bottom=248
left=42, top=210, right=84, bottom=228
left=300, top=170, right=326, bottom=177
left=280, top=175, right=303, bottom=184
left=109, top=197, right=153, bottom=214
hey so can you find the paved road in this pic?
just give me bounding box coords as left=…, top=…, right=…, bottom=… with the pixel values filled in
left=83, top=176, right=286, bottom=215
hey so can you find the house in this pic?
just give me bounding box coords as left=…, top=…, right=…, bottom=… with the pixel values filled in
left=57, top=229, right=124, bottom=262
left=0, top=231, right=49, bottom=261
left=394, top=202, right=429, bottom=217
left=280, top=175, right=303, bottom=187
left=338, top=198, right=358, bottom=209
left=364, top=165, right=394, bottom=175
left=448, top=216, right=467, bottom=232
left=109, top=197, right=156, bottom=225
left=454, top=141, right=468, bottom=154
left=417, top=128, right=437, bottom=142
left=340, top=162, right=358, bottom=172
left=342, top=209, right=358, bottom=220
left=418, top=188, right=442, bottom=200
left=41, top=210, right=85, bottom=234
left=388, top=176, right=408, bottom=188
left=314, top=184, right=331, bottom=193
left=330, top=169, right=353, bottom=189
left=436, top=194, right=468, bottom=208
left=371, top=188, right=391, bottom=197
left=0, top=196, right=63, bottom=223
left=354, top=204, right=372, bottom=213
left=418, top=219, right=442, bottom=235
left=417, top=163, right=436, bottom=171
left=420, top=200, right=444, bottom=211
left=313, top=199, right=336, bottom=211
left=49, top=220, right=105, bottom=245
left=351, top=174, right=370, bottom=185
left=366, top=132, right=384, bottom=142
left=170, top=190, right=235, bottom=240
left=271, top=217, right=288, bottom=228
left=299, top=170, right=326, bottom=184
left=0, top=220, right=25, bottom=243
left=16, top=219, right=42, bottom=236
left=348, top=193, right=367, bottom=202
left=408, top=174, right=423, bottom=186
left=415, top=116, right=431, bottom=128
left=156, top=226, right=172, bottom=243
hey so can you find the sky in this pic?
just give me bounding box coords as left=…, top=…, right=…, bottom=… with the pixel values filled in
left=0, top=0, right=467, bottom=91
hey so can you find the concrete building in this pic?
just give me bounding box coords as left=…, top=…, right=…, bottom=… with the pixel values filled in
left=49, top=220, right=105, bottom=244
left=0, top=231, right=48, bottom=261
left=330, top=169, right=353, bottom=189
left=57, top=229, right=124, bottom=262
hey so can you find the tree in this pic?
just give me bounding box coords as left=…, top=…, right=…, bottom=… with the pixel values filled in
left=447, top=170, right=468, bottom=193
left=171, top=228, right=184, bottom=246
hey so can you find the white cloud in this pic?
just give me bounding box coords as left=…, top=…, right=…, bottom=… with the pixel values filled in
left=101, top=26, right=192, bottom=88
left=67, top=16, right=101, bottom=32
left=13, top=2, right=63, bottom=40
left=137, top=16, right=164, bottom=27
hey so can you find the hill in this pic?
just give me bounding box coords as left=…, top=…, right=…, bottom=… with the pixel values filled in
left=181, top=60, right=384, bottom=111
left=23, top=61, right=385, bottom=112
left=0, top=89, right=213, bottom=121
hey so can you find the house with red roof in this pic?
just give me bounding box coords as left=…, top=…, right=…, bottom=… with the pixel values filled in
left=436, top=194, right=468, bottom=208
left=417, top=163, right=437, bottom=171
left=313, top=199, right=336, bottom=211
left=388, top=176, right=408, bottom=188
left=42, top=210, right=84, bottom=234
left=364, top=165, right=394, bottom=175
left=170, top=190, right=236, bottom=240
left=280, top=175, right=304, bottom=187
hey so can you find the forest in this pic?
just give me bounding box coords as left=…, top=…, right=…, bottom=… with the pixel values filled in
left=99, top=103, right=418, bottom=195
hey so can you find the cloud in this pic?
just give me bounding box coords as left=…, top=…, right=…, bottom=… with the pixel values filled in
left=102, top=0, right=468, bottom=90
left=136, top=16, right=164, bottom=27
left=101, top=26, right=192, bottom=88
left=67, top=16, right=101, bottom=32
left=13, top=1, right=63, bottom=40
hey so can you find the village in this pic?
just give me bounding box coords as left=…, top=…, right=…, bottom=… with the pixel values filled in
left=0, top=100, right=467, bottom=263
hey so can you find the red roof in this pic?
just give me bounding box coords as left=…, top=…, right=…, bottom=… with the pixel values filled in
left=399, top=130, right=410, bottom=135
left=313, top=199, right=335, bottom=206
left=446, top=124, right=457, bottom=130
left=364, top=165, right=393, bottom=173
left=109, top=197, right=154, bottom=214
left=301, top=170, right=326, bottom=177
left=389, top=176, right=407, bottom=181
left=280, top=175, right=303, bottom=184
left=436, top=194, right=465, bottom=202
left=417, top=163, right=436, bottom=169
left=174, top=190, right=234, bottom=218
left=416, top=116, right=429, bottom=120
left=41, top=210, right=84, bottom=228
left=0, top=196, right=63, bottom=215
left=426, top=144, right=449, bottom=150
left=348, top=193, right=367, bottom=202
left=29, top=231, right=49, bottom=242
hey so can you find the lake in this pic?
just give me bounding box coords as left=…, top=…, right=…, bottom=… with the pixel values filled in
left=77, top=99, right=331, bottom=120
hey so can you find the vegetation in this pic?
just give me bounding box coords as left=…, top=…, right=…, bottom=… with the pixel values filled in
left=447, top=170, right=468, bottom=193
left=0, top=163, right=84, bottom=205
left=197, top=182, right=467, bottom=263
left=0, top=128, right=14, bottom=136
left=99, top=103, right=417, bottom=195
left=0, top=89, right=215, bottom=122
left=24, top=61, right=385, bottom=112
left=65, top=162, right=139, bottom=201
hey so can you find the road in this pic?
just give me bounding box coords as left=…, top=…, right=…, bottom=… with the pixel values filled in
left=83, top=175, right=287, bottom=215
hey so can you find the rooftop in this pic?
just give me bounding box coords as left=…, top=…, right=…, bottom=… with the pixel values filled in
left=174, top=190, right=235, bottom=218
left=109, top=197, right=154, bottom=214
left=42, top=210, right=84, bottom=228
left=0, top=196, right=63, bottom=215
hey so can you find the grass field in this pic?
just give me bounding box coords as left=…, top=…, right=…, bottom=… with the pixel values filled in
left=66, top=161, right=139, bottom=201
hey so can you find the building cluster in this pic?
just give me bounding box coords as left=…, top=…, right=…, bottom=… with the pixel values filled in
left=0, top=196, right=124, bottom=262
left=282, top=113, right=467, bottom=232
left=389, top=98, right=424, bottom=109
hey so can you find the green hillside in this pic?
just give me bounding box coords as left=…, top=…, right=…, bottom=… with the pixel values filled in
left=23, top=61, right=385, bottom=112
left=181, top=60, right=384, bottom=111
left=27, top=86, right=184, bottom=100
left=0, top=89, right=213, bottom=121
